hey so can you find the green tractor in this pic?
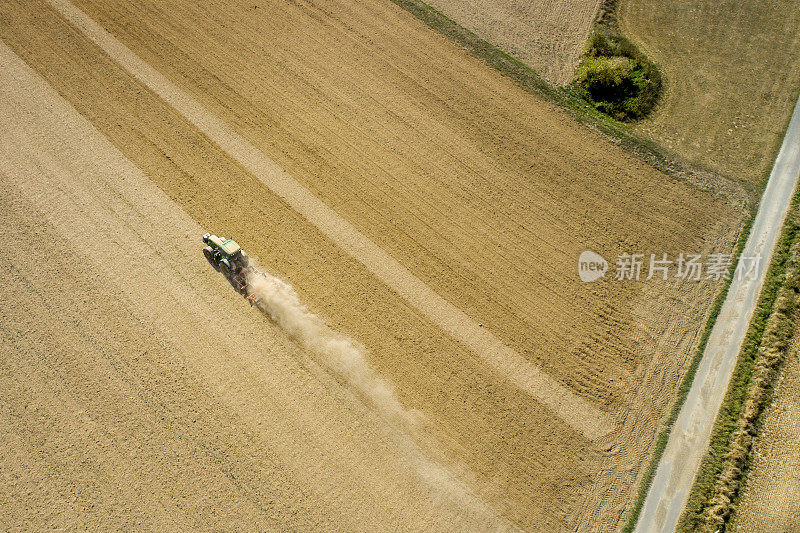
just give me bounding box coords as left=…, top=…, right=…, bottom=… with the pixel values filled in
left=202, top=233, right=251, bottom=295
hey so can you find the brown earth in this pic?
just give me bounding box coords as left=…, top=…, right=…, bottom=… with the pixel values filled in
left=732, top=332, right=800, bottom=532
left=0, top=45, right=501, bottom=530
left=619, top=0, right=800, bottom=184
left=0, top=0, right=743, bottom=530
left=419, top=0, right=601, bottom=85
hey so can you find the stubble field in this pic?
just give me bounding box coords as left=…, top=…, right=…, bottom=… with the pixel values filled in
left=415, top=0, right=601, bottom=85
left=619, top=0, right=800, bottom=185
left=0, top=0, right=743, bottom=530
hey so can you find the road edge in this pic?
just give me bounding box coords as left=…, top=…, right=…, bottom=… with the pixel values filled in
left=678, top=185, right=800, bottom=531
left=630, top=94, right=800, bottom=532
left=620, top=208, right=756, bottom=533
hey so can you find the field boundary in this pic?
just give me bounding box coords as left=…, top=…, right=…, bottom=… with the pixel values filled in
left=677, top=190, right=800, bottom=532
left=630, top=92, right=800, bottom=531
left=387, top=0, right=750, bottom=209
left=388, top=1, right=759, bottom=528
left=595, top=0, right=620, bottom=29
left=620, top=209, right=755, bottom=533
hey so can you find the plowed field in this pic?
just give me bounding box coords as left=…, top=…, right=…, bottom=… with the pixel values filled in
left=0, top=0, right=742, bottom=530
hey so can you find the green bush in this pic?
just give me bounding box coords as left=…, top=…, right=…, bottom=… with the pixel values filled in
left=573, top=30, right=662, bottom=122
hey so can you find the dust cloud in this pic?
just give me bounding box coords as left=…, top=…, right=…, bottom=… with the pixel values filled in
left=245, top=267, right=510, bottom=530
left=245, top=267, right=414, bottom=427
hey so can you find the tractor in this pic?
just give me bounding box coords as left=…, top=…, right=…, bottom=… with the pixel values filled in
left=202, top=233, right=251, bottom=295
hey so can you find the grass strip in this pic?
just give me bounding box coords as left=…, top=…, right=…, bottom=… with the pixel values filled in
left=677, top=187, right=800, bottom=532
left=386, top=0, right=746, bottom=205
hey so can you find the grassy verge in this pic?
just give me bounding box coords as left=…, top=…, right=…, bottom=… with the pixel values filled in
left=386, top=0, right=748, bottom=206
left=620, top=206, right=756, bottom=533
left=677, top=188, right=800, bottom=532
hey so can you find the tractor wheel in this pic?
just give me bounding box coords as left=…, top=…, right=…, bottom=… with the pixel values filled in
left=203, top=246, right=215, bottom=267
left=239, top=251, right=249, bottom=268
left=220, top=258, right=231, bottom=278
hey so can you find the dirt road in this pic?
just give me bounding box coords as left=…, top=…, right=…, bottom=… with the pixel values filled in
left=634, top=95, right=800, bottom=532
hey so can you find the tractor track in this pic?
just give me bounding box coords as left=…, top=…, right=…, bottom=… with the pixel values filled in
left=0, top=0, right=743, bottom=528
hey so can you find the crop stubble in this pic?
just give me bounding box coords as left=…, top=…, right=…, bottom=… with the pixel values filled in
left=0, top=0, right=743, bottom=529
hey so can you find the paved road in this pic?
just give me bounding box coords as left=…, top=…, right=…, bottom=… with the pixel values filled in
left=635, top=94, right=800, bottom=532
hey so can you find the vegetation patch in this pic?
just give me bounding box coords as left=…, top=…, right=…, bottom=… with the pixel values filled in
left=572, top=30, right=662, bottom=122
left=677, top=190, right=800, bottom=532
left=388, top=0, right=749, bottom=208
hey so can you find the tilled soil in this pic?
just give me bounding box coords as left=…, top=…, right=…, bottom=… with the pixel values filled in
left=0, top=0, right=743, bottom=530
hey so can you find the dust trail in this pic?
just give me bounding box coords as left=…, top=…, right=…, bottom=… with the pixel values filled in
left=245, top=267, right=511, bottom=530
left=246, top=267, right=415, bottom=427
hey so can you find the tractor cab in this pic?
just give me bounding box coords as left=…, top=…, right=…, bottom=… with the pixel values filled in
left=202, top=233, right=250, bottom=282
left=203, top=233, right=242, bottom=258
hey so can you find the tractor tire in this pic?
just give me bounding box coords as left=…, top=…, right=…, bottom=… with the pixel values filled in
left=203, top=246, right=215, bottom=267
left=239, top=251, right=249, bottom=268
left=220, top=258, right=232, bottom=278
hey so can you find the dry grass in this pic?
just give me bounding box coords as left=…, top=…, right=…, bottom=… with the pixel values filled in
left=422, top=0, right=601, bottom=85
left=700, top=262, right=799, bottom=531
left=733, top=334, right=800, bottom=532
left=618, top=0, right=800, bottom=184
left=678, top=192, right=800, bottom=532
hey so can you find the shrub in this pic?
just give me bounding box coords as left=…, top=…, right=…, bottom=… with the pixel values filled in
left=573, top=30, right=662, bottom=122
